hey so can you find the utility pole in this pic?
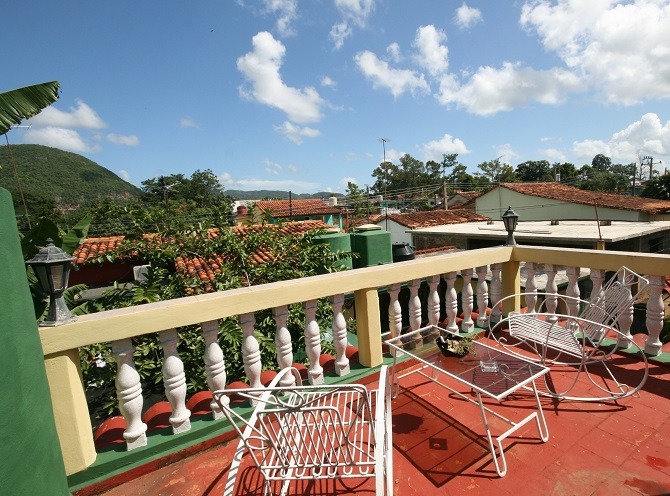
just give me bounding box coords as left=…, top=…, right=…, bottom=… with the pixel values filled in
left=378, top=138, right=391, bottom=230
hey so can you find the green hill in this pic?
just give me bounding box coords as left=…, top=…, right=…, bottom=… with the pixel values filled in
left=0, top=144, right=140, bottom=207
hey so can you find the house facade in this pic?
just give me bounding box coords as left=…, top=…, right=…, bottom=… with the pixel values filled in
left=475, top=182, right=670, bottom=222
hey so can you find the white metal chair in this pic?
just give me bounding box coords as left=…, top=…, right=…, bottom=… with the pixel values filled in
left=489, top=267, right=650, bottom=402
left=213, top=366, right=393, bottom=496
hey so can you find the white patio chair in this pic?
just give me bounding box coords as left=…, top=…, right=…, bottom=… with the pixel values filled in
left=489, top=267, right=650, bottom=401
left=213, top=365, right=393, bottom=496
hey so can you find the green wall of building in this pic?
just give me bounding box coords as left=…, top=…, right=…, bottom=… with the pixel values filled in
left=0, top=188, right=70, bottom=495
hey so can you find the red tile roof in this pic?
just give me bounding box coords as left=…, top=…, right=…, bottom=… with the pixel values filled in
left=500, top=182, right=670, bottom=215
left=386, top=209, right=491, bottom=229
left=254, top=199, right=340, bottom=217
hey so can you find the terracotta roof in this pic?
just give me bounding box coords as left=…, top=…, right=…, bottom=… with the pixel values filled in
left=414, top=245, right=458, bottom=256
left=385, top=209, right=491, bottom=229
left=254, top=199, right=340, bottom=217
left=500, top=182, right=670, bottom=215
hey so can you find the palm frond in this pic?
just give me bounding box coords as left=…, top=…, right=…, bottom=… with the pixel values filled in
left=0, top=81, right=60, bottom=135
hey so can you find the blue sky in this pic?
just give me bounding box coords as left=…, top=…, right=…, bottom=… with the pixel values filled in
left=3, top=1, right=670, bottom=193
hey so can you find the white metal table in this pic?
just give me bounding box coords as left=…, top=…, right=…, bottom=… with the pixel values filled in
left=385, top=325, right=550, bottom=477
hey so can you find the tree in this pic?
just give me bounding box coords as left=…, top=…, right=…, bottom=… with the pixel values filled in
left=553, top=162, right=578, bottom=182
left=641, top=175, right=670, bottom=200
left=345, top=181, right=368, bottom=219
left=591, top=154, right=612, bottom=173
left=515, top=160, right=553, bottom=182
left=477, top=158, right=518, bottom=182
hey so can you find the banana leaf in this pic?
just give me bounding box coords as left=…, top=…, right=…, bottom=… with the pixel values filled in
left=0, top=81, right=60, bottom=135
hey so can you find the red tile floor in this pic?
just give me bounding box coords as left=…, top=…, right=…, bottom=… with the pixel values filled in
left=89, top=336, right=670, bottom=496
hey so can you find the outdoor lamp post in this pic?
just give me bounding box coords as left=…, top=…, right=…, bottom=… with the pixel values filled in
left=502, top=206, right=518, bottom=246
left=25, top=238, right=75, bottom=326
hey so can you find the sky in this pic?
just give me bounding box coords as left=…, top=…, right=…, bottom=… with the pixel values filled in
left=3, top=1, right=670, bottom=194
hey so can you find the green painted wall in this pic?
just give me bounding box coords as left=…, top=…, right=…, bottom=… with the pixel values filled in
left=0, top=188, right=70, bottom=495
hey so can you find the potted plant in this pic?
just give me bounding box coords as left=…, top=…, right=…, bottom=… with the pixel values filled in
left=436, top=333, right=476, bottom=358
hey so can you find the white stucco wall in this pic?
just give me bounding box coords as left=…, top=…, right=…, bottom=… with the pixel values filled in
left=374, top=219, right=413, bottom=245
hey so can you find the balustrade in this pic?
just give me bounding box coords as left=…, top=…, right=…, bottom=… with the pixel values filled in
left=39, top=245, right=669, bottom=474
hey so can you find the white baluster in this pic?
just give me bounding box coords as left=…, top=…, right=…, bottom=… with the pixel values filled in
left=331, top=294, right=350, bottom=376
left=565, top=266, right=581, bottom=317
left=545, top=264, right=558, bottom=324
left=645, top=275, right=665, bottom=356
left=240, top=312, right=262, bottom=396
left=590, top=269, right=605, bottom=302
left=427, top=275, right=441, bottom=326
left=159, top=328, right=191, bottom=434
left=476, top=265, right=489, bottom=328
left=111, top=338, right=147, bottom=450
left=408, top=279, right=422, bottom=331
left=490, top=263, right=502, bottom=324
left=616, top=271, right=634, bottom=348
left=201, top=320, right=227, bottom=419
left=304, top=300, right=324, bottom=385
left=525, top=262, right=537, bottom=313
left=444, top=272, right=459, bottom=333
left=461, top=268, right=475, bottom=332
left=388, top=283, right=403, bottom=340
left=272, top=306, right=295, bottom=386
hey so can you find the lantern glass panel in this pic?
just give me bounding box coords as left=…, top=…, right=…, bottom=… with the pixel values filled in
left=32, top=265, right=52, bottom=294
left=50, top=264, right=67, bottom=292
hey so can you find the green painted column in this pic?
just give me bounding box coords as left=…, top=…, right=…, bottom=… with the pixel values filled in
left=0, top=188, right=70, bottom=495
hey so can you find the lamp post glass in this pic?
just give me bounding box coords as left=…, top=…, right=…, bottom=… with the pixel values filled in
left=502, top=206, right=518, bottom=246
left=25, top=238, right=75, bottom=326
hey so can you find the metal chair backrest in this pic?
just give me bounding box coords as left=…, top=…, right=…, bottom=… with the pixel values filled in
left=581, top=266, right=648, bottom=343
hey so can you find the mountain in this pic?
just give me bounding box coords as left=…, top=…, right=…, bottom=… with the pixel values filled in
left=0, top=144, right=140, bottom=207
left=227, top=189, right=344, bottom=200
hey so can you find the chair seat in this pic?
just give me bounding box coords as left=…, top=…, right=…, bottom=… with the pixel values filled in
left=508, top=314, right=582, bottom=357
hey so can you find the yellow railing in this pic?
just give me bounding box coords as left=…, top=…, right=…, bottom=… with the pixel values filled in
left=39, top=245, right=670, bottom=475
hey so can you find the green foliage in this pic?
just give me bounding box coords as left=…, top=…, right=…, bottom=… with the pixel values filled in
left=0, top=81, right=60, bottom=136
left=641, top=175, right=670, bottom=200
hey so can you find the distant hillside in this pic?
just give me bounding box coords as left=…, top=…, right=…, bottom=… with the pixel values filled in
left=227, top=189, right=344, bottom=200
left=0, top=144, right=140, bottom=206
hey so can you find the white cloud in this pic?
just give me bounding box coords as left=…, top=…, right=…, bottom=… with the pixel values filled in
left=572, top=139, right=610, bottom=160
left=23, top=126, right=94, bottom=153
left=330, top=0, right=375, bottom=49
left=288, top=164, right=298, bottom=172
left=573, top=113, right=670, bottom=162
left=384, top=148, right=404, bottom=163
left=321, top=76, right=336, bottom=87
left=262, top=0, right=298, bottom=37
left=118, top=169, right=130, bottom=182
left=413, top=25, right=449, bottom=77
left=455, top=3, right=482, bottom=30
left=218, top=170, right=319, bottom=191
left=264, top=159, right=283, bottom=175
left=495, top=143, right=520, bottom=163
left=521, top=0, right=670, bottom=104
left=273, top=120, right=321, bottom=144
left=341, top=176, right=357, bottom=186
left=219, top=172, right=235, bottom=186
left=237, top=31, right=325, bottom=124
left=355, top=50, right=430, bottom=97
left=180, top=117, right=199, bottom=128
left=107, top=133, right=140, bottom=146
left=436, top=62, right=583, bottom=115
left=29, top=100, right=106, bottom=129
left=386, top=42, right=401, bottom=63
left=422, top=133, right=470, bottom=162
left=543, top=148, right=567, bottom=163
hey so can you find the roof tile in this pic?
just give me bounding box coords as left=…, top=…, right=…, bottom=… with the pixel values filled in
left=254, top=199, right=340, bottom=217
left=500, top=182, right=670, bottom=215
